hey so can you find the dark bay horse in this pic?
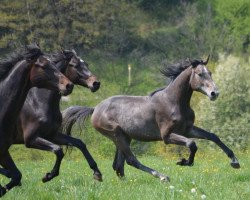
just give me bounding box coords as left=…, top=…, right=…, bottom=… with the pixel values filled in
left=62, top=56, right=240, bottom=181
left=6, top=49, right=102, bottom=183
left=0, top=44, right=73, bottom=197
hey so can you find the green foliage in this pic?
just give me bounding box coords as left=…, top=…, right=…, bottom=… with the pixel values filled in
left=196, top=55, right=250, bottom=150
left=213, top=0, right=250, bottom=54
left=0, top=0, right=249, bottom=155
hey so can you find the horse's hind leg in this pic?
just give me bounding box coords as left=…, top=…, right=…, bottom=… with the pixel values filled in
left=0, top=151, right=22, bottom=197
left=112, top=128, right=170, bottom=182
left=51, top=133, right=102, bottom=182
left=0, top=167, right=11, bottom=178
left=112, top=147, right=126, bottom=178
left=164, top=133, right=197, bottom=166
left=188, top=126, right=240, bottom=168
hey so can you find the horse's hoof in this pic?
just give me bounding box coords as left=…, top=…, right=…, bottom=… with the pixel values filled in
left=42, top=173, right=52, bottom=183
left=177, top=158, right=193, bottom=166
left=116, top=170, right=125, bottom=178
left=0, top=186, right=7, bottom=197
left=160, top=176, right=170, bottom=182
left=231, top=162, right=240, bottom=169
left=93, top=172, right=103, bottom=182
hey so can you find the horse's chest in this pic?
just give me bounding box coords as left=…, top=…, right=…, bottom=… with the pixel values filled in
left=173, top=111, right=194, bottom=133
left=160, top=108, right=194, bottom=133
left=38, top=115, right=62, bottom=137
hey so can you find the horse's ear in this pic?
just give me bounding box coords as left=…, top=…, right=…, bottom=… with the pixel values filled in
left=35, top=42, right=40, bottom=48
left=190, top=59, right=200, bottom=68
left=60, top=46, right=64, bottom=52
left=60, top=46, right=66, bottom=54
left=203, top=54, right=210, bottom=65
left=71, top=49, right=77, bottom=55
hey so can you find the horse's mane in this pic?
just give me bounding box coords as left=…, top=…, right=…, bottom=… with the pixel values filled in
left=0, top=43, right=43, bottom=80
left=150, top=58, right=204, bottom=96
left=50, top=49, right=77, bottom=64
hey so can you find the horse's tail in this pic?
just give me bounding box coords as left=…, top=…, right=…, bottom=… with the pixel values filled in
left=61, top=106, right=94, bottom=136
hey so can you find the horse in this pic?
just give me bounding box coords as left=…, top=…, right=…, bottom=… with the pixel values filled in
left=62, top=56, right=240, bottom=181
left=0, top=44, right=73, bottom=197
left=0, top=49, right=102, bottom=183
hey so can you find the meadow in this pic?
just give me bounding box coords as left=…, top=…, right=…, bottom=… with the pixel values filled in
left=1, top=147, right=249, bottom=200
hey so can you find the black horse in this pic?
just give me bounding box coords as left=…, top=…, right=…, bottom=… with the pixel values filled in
left=0, top=44, right=73, bottom=197
left=0, top=49, right=102, bottom=183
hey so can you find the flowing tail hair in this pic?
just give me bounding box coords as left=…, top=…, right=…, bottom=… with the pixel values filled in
left=61, top=106, right=94, bottom=136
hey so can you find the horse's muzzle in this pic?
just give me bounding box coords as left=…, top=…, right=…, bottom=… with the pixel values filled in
left=90, top=81, right=101, bottom=92
left=209, top=91, right=219, bottom=101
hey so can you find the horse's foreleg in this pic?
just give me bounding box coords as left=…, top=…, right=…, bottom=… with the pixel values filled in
left=24, top=136, right=64, bottom=182
left=112, top=147, right=126, bottom=177
left=0, top=151, right=22, bottom=197
left=51, top=133, right=102, bottom=182
left=188, top=126, right=240, bottom=168
left=164, top=133, right=197, bottom=166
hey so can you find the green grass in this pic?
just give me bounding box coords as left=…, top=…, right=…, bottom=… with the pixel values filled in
left=1, top=149, right=249, bottom=200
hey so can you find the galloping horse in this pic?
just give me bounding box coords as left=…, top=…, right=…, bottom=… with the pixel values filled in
left=0, top=44, right=73, bottom=197
left=11, top=49, right=102, bottom=182
left=62, top=56, right=240, bottom=181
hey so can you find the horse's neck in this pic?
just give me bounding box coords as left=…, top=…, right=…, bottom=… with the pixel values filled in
left=27, top=60, right=65, bottom=115
left=0, top=61, right=31, bottom=122
left=39, top=60, right=65, bottom=111
left=163, top=67, right=193, bottom=106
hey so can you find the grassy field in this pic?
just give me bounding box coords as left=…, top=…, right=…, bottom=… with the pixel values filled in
left=0, top=148, right=249, bottom=200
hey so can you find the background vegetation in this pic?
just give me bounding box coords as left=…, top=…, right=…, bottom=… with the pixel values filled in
left=0, top=0, right=249, bottom=158
left=0, top=1, right=249, bottom=199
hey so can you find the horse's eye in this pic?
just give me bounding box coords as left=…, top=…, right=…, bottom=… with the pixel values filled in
left=198, top=73, right=202, bottom=77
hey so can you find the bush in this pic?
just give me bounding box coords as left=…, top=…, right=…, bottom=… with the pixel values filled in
left=196, top=55, right=250, bottom=150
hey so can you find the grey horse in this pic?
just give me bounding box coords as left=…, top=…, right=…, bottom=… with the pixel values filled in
left=62, top=56, right=240, bottom=181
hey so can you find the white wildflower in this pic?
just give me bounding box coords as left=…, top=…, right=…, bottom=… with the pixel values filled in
left=169, top=185, right=175, bottom=190
left=191, top=188, right=196, bottom=193
left=201, top=194, right=206, bottom=199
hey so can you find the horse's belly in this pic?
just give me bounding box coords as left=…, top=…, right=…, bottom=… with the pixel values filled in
left=121, top=121, right=161, bottom=141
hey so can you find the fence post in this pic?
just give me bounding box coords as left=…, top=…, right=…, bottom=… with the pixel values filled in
left=128, top=64, right=131, bottom=86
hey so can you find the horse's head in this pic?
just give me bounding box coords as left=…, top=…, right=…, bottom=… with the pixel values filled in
left=62, top=49, right=100, bottom=92
left=190, top=55, right=219, bottom=101
left=29, top=55, right=74, bottom=96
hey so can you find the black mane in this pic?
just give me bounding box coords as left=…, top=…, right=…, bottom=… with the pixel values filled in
left=160, top=58, right=204, bottom=82
left=150, top=58, right=204, bottom=97
left=50, top=49, right=77, bottom=64
left=0, top=43, right=43, bottom=80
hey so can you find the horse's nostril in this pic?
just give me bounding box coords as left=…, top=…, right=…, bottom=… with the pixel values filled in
left=93, top=81, right=100, bottom=89
left=211, top=91, right=216, bottom=97
left=66, top=83, right=74, bottom=92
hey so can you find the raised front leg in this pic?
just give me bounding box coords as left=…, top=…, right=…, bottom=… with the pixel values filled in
left=24, top=136, right=64, bottom=182
left=51, top=133, right=102, bottom=181
left=163, top=133, right=197, bottom=166
left=188, top=126, right=240, bottom=168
